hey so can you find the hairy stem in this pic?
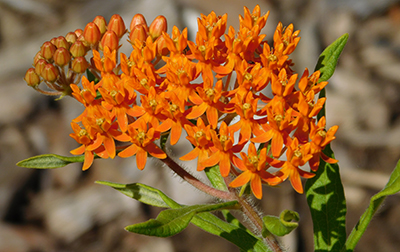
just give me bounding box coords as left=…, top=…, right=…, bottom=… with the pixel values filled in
left=161, top=155, right=235, bottom=201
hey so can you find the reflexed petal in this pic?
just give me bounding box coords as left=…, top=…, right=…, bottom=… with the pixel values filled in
left=118, top=144, right=138, bottom=158
left=229, top=171, right=251, bottom=188
left=71, top=145, right=85, bottom=155
left=82, top=151, right=94, bottom=171
left=271, top=132, right=283, bottom=157
left=206, top=106, right=219, bottom=129
left=219, top=153, right=231, bottom=177
left=250, top=174, right=262, bottom=199
left=146, top=142, right=166, bottom=159
left=180, top=147, right=200, bottom=161
left=202, top=152, right=220, bottom=167
left=187, top=103, right=208, bottom=119
left=289, top=170, right=303, bottom=194
left=136, top=148, right=148, bottom=170
left=103, top=136, right=115, bottom=158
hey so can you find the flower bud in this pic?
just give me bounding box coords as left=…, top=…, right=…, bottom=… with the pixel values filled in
left=24, top=68, right=41, bottom=87
left=93, top=16, right=107, bottom=35
left=41, top=64, right=59, bottom=82
left=34, top=59, right=47, bottom=76
left=33, top=51, right=44, bottom=65
left=149, top=15, right=167, bottom=40
left=100, top=30, right=119, bottom=51
left=65, top=32, right=77, bottom=44
left=70, top=41, right=87, bottom=58
left=155, top=36, right=169, bottom=56
left=129, top=24, right=148, bottom=44
left=71, top=57, right=89, bottom=73
left=40, top=41, right=56, bottom=61
left=130, top=13, right=148, bottom=31
left=50, top=37, right=57, bottom=46
left=54, top=36, right=70, bottom=50
left=108, top=14, right=126, bottom=38
left=83, top=22, right=101, bottom=46
left=53, top=47, right=71, bottom=66
left=74, top=29, right=84, bottom=38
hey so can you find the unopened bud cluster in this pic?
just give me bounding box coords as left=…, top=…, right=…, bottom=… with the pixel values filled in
left=25, top=14, right=167, bottom=98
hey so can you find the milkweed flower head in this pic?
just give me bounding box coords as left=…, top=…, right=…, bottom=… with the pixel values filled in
left=25, top=6, right=338, bottom=198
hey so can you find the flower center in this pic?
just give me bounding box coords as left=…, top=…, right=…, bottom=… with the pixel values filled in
left=136, top=131, right=146, bottom=144
left=244, top=72, right=253, bottom=82
left=268, top=54, right=277, bottom=62
left=149, top=99, right=158, bottom=110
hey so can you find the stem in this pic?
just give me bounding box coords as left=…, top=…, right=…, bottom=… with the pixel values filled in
left=161, top=156, right=283, bottom=251
left=235, top=196, right=283, bottom=252
left=161, top=155, right=234, bottom=201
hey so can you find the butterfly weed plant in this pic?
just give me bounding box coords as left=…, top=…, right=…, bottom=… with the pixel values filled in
left=18, top=5, right=400, bottom=252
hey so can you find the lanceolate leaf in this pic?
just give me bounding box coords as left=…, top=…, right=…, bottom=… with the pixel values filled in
left=98, top=181, right=270, bottom=252
left=17, top=154, right=85, bottom=169
left=262, top=210, right=300, bottom=237
left=305, top=33, right=348, bottom=252
left=305, top=146, right=346, bottom=252
left=315, top=33, right=349, bottom=83
left=125, top=201, right=239, bottom=237
left=343, top=159, right=400, bottom=252
left=95, top=181, right=170, bottom=208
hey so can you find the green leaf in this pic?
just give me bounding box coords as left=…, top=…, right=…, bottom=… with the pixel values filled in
left=305, top=144, right=347, bottom=252
left=343, top=159, right=400, bottom=252
left=315, top=33, right=349, bottom=83
left=17, top=154, right=85, bottom=169
left=125, top=201, right=239, bottom=237
left=98, top=181, right=270, bottom=251
left=95, top=181, right=170, bottom=208
left=305, top=33, right=348, bottom=251
left=204, top=165, right=228, bottom=191
left=262, top=210, right=300, bottom=237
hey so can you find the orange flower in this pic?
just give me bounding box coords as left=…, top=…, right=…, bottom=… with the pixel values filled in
left=270, top=138, right=314, bottom=194
left=118, top=120, right=166, bottom=170
left=202, top=122, right=243, bottom=177
left=69, top=122, right=104, bottom=170
left=186, top=78, right=225, bottom=128
left=251, top=98, right=295, bottom=157
left=227, top=91, right=264, bottom=144
left=180, top=118, right=212, bottom=171
left=98, top=78, right=138, bottom=132
left=229, top=143, right=281, bottom=199
left=308, top=117, right=339, bottom=171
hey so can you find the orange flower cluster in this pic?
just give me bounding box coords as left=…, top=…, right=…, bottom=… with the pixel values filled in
left=25, top=6, right=338, bottom=199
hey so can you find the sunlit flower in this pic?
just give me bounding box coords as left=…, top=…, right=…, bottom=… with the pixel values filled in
left=229, top=143, right=281, bottom=199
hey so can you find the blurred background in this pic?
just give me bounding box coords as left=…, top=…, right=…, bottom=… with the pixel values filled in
left=1, top=0, right=400, bottom=251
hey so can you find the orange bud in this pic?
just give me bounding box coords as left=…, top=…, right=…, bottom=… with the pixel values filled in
left=108, top=14, right=126, bottom=38
left=33, top=51, right=44, bottom=65
left=65, top=32, right=77, bottom=44
left=155, top=36, right=169, bottom=56
left=54, top=36, right=70, bottom=50
left=70, top=41, right=87, bottom=58
left=130, top=13, right=148, bottom=31
left=83, top=22, right=101, bottom=46
left=100, top=30, right=119, bottom=51
left=40, top=41, right=56, bottom=60
left=74, top=29, right=83, bottom=38
left=50, top=37, right=57, bottom=46
left=71, top=57, right=89, bottom=73
left=34, top=59, right=47, bottom=76
left=93, top=16, right=107, bottom=35
left=129, top=24, right=147, bottom=44
left=53, top=47, right=71, bottom=66
left=149, top=15, right=167, bottom=40
left=24, top=68, right=41, bottom=87
left=41, top=64, right=59, bottom=82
